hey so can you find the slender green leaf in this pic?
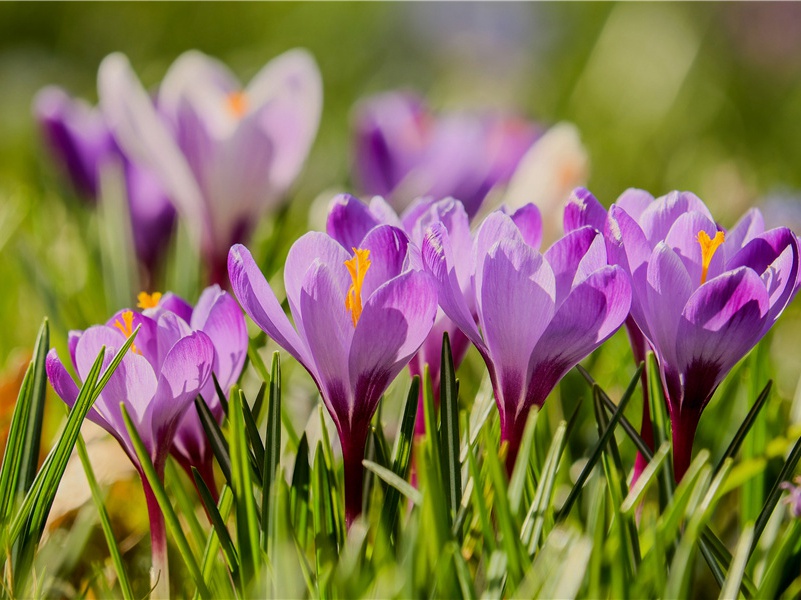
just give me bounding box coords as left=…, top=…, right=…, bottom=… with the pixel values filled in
left=195, top=395, right=232, bottom=488
left=508, top=408, right=538, bottom=517
left=715, top=381, right=772, bottom=474
left=719, top=523, right=754, bottom=600
left=191, top=467, right=238, bottom=575
left=0, top=363, right=34, bottom=524
left=363, top=460, right=422, bottom=506
left=752, top=436, right=801, bottom=553
left=439, top=332, right=461, bottom=524
left=262, top=352, right=281, bottom=552
left=19, top=319, right=49, bottom=495
left=198, top=485, right=234, bottom=596
left=230, top=390, right=260, bottom=586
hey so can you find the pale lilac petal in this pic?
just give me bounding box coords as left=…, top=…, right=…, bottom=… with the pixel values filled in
left=639, top=191, right=714, bottom=246
left=664, top=211, right=722, bottom=285
left=644, top=243, right=694, bottom=368
left=159, top=292, right=194, bottom=324
left=480, top=238, right=556, bottom=411
left=509, top=203, right=543, bottom=250
left=473, top=211, right=524, bottom=314
left=400, top=196, right=438, bottom=233
left=676, top=268, right=770, bottom=410
left=105, top=310, right=158, bottom=367
left=368, top=196, right=405, bottom=229
left=359, top=225, right=411, bottom=300
left=422, top=222, right=485, bottom=353
left=299, top=262, right=353, bottom=429
left=68, top=330, right=82, bottom=367
left=47, top=349, right=110, bottom=431
left=544, top=226, right=605, bottom=305
left=564, top=187, right=606, bottom=233
left=228, top=244, right=310, bottom=367
left=326, top=194, right=381, bottom=250
left=615, top=188, right=653, bottom=221
left=409, top=198, right=473, bottom=288
left=349, top=270, right=437, bottom=426
left=724, top=208, right=765, bottom=261
left=156, top=312, right=193, bottom=370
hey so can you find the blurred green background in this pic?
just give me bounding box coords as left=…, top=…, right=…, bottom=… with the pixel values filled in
left=2, top=1, right=801, bottom=389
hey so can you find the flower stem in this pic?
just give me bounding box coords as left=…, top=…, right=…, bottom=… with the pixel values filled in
left=142, top=474, right=170, bottom=599
left=342, top=438, right=367, bottom=529
left=671, top=409, right=700, bottom=482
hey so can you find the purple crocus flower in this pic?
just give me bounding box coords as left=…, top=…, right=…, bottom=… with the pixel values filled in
left=46, top=304, right=214, bottom=596
left=34, top=86, right=176, bottom=275
left=352, top=91, right=540, bottom=219
left=228, top=224, right=438, bottom=526
left=422, top=208, right=631, bottom=471
left=135, top=286, right=248, bottom=497
left=326, top=193, right=478, bottom=435
left=588, top=189, right=801, bottom=480
left=98, top=50, right=323, bottom=286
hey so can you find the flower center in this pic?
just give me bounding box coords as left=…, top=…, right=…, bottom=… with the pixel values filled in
left=697, top=230, right=725, bottom=284
left=136, top=291, right=162, bottom=309
left=344, top=248, right=371, bottom=327
left=226, top=91, right=248, bottom=118
left=113, top=310, right=140, bottom=354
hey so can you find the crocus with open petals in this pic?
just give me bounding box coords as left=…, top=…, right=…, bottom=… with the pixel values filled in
left=98, top=49, right=322, bottom=285
left=34, top=86, right=175, bottom=275
left=46, top=304, right=214, bottom=597
left=326, top=193, right=477, bottom=435
left=598, top=189, right=801, bottom=480
left=352, top=91, right=540, bottom=219
left=228, top=224, right=438, bottom=526
left=423, top=209, right=631, bottom=471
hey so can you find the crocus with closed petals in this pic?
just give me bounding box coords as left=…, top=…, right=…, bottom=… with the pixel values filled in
left=46, top=304, right=215, bottom=597
left=352, top=91, right=540, bottom=219
left=423, top=209, right=631, bottom=471
left=228, top=224, right=438, bottom=526
left=135, top=286, right=248, bottom=496
left=98, top=49, right=322, bottom=285
left=326, top=193, right=480, bottom=435
left=596, top=189, right=801, bottom=480
left=34, top=86, right=175, bottom=275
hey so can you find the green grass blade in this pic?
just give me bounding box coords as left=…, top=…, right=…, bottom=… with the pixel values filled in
left=165, top=460, right=207, bottom=554
left=18, top=319, right=49, bottom=495
left=751, top=436, right=801, bottom=553
left=508, top=408, right=538, bottom=517
left=121, top=404, right=210, bottom=599
left=262, top=352, right=281, bottom=553
left=198, top=485, right=234, bottom=593
left=290, top=434, right=310, bottom=548
left=621, top=442, right=671, bottom=515
left=194, top=395, right=232, bottom=488
left=380, top=376, right=419, bottom=537
left=230, top=390, right=261, bottom=587
left=191, top=467, right=239, bottom=575
left=240, top=392, right=265, bottom=482
left=363, top=460, right=423, bottom=506
left=439, top=332, right=461, bottom=524
left=0, top=363, right=34, bottom=524
left=714, top=381, right=772, bottom=473
left=75, top=433, right=134, bottom=600
left=719, top=523, right=754, bottom=600
left=557, top=365, right=642, bottom=521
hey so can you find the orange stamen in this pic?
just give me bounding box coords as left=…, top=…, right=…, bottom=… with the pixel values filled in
left=136, top=291, right=162, bottom=310
left=697, top=230, right=725, bottom=284
left=344, top=248, right=372, bottom=327
left=113, top=310, right=140, bottom=354
left=226, top=91, right=248, bottom=118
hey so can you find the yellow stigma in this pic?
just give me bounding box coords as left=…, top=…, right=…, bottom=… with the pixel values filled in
left=136, top=291, right=162, bottom=310
left=226, top=91, right=248, bottom=118
left=113, top=310, right=140, bottom=354
left=344, top=248, right=372, bottom=327
left=697, top=230, right=725, bottom=284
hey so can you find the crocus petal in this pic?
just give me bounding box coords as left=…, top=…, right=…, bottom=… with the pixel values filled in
left=564, top=187, right=606, bottom=233
left=664, top=211, right=721, bottom=286
left=298, top=262, right=353, bottom=428
left=369, top=195, right=405, bottom=229
left=527, top=265, right=631, bottom=407
left=473, top=211, right=525, bottom=314
left=676, top=267, right=770, bottom=410
left=508, top=203, right=543, bottom=250
left=359, top=225, right=411, bottom=300
left=326, top=194, right=381, bottom=250
left=615, top=188, right=653, bottom=221
left=191, top=286, right=248, bottom=394
left=105, top=310, right=158, bottom=366
left=544, top=226, right=605, bottom=305
left=349, top=270, right=437, bottom=425
left=98, top=53, right=205, bottom=245
left=479, top=238, right=556, bottom=410
left=156, top=312, right=193, bottom=368
left=68, top=330, right=82, bottom=367
left=409, top=198, right=473, bottom=286
left=724, top=208, right=765, bottom=260
left=644, top=243, right=694, bottom=368
left=46, top=349, right=111, bottom=431
left=148, top=331, right=214, bottom=459
left=228, top=244, right=311, bottom=367
left=639, top=191, right=714, bottom=246
left=245, top=49, right=322, bottom=191
left=422, top=222, right=485, bottom=353
left=159, top=292, right=194, bottom=324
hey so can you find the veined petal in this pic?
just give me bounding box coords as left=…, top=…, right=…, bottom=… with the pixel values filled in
left=644, top=243, right=694, bottom=368
left=676, top=267, right=770, bottom=410
left=326, top=194, right=381, bottom=250
left=544, top=226, right=605, bottom=305
left=564, top=187, right=606, bottom=233
left=156, top=312, right=193, bottom=370
left=158, top=292, right=194, bottom=324
left=480, top=238, right=556, bottom=410
left=615, top=188, right=653, bottom=221
left=228, top=244, right=311, bottom=367
left=508, top=203, right=543, bottom=250
left=422, top=222, right=485, bottom=353
left=724, top=208, right=765, bottom=261
left=349, top=270, right=437, bottom=425
left=664, top=211, right=722, bottom=285
left=639, top=191, right=714, bottom=245
left=359, top=225, right=411, bottom=299
left=473, top=211, right=524, bottom=315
